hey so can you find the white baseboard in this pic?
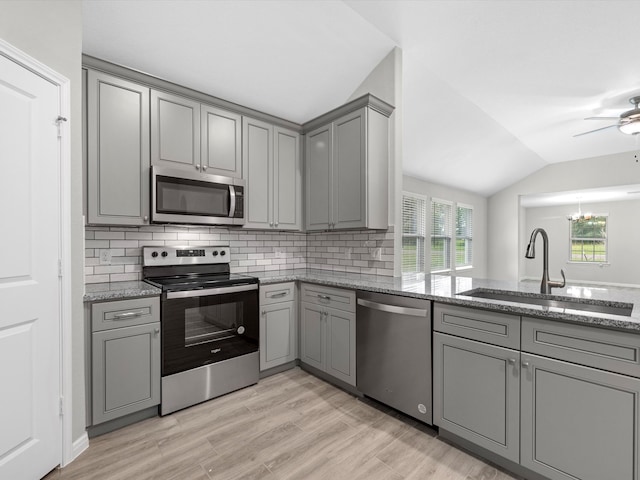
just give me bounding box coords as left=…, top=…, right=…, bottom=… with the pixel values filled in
left=66, top=432, right=89, bottom=466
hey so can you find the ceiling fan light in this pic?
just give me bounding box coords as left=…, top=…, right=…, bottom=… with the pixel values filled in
left=618, top=121, right=640, bottom=135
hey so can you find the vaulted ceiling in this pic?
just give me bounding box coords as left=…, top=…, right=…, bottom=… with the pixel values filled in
left=83, top=0, right=640, bottom=196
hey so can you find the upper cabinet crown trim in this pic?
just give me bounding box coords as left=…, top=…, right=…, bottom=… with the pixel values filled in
left=301, top=94, right=395, bottom=133
left=82, top=54, right=302, bottom=133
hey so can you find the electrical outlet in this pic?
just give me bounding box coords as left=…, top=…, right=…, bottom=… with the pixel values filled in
left=99, top=249, right=112, bottom=265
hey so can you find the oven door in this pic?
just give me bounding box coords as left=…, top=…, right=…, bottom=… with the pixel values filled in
left=161, top=283, right=258, bottom=376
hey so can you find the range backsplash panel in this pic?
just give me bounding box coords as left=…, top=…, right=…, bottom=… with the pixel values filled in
left=84, top=225, right=394, bottom=284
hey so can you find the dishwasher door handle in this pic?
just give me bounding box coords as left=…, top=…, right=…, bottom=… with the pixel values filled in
left=357, top=298, right=428, bottom=317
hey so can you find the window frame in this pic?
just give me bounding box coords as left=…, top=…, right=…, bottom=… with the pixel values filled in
left=568, top=214, right=609, bottom=265
left=401, top=192, right=428, bottom=274
left=455, top=203, right=474, bottom=269
left=430, top=198, right=453, bottom=273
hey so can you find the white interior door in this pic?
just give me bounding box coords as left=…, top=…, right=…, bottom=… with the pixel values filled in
left=0, top=51, right=62, bottom=479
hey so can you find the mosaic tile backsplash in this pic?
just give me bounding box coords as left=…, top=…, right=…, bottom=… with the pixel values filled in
left=84, top=225, right=394, bottom=284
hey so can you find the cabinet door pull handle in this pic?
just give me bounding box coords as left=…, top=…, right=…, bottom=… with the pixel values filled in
left=202, top=165, right=207, bottom=171
left=113, top=311, right=142, bottom=319
left=521, top=361, right=530, bottom=368
left=143, top=215, right=149, bottom=222
left=195, top=165, right=201, bottom=170
left=270, top=292, right=287, bottom=298
left=508, top=358, right=516, bottom=365
left=154, top=328, right=160, bottom=335
left=261, top=310, right=266, bottom=315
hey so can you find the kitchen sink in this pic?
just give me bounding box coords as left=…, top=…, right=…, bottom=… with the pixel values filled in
left=459, top=288, right=633, bottom=317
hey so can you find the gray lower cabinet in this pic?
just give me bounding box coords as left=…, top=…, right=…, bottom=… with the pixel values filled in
left=86, top=69, right=150, bottom=225
left=521, top=352, right=640, bottom=480
left=90, top=297, right=160, bottom=425
left=305, top=101, right=390, bottom=231
left=435, top=304, right=640, bottom=480
left=300, top=284, right=356, bottom=386
left=242, top=117, right=301, bottom=230
left=260, top=283, right=297, bottom=371
left=433, top=332, right=520, bottom=463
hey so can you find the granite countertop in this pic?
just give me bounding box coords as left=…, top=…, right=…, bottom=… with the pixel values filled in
left=83, top=269, right=640, bottom=332
left=255, top=269, right=640, bottom=332
left=84, top=281, right=161, bottom=302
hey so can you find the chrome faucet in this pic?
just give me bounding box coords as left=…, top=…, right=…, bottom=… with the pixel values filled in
left=525, top=228, right=566, bottom=294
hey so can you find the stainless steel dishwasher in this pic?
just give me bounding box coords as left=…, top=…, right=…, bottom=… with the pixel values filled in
left=356, top=291, right=432, bottom=424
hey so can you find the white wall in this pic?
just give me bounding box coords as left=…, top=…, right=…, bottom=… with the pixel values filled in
left=0, top=0, right=85, bottom=443
left=488, top=151, right=640, bottom=281
left=523, top=200, right=640, bottom=287
left=403, top=175, right=488, bottom=278
left=347, top=47, right=403, bottom=275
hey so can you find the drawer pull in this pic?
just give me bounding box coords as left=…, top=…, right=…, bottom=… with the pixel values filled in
left=270, top=292, right=287, bottom=298
left=318, top=294, right=331, bottom=301
left=113, top=311, right=143, bottom=319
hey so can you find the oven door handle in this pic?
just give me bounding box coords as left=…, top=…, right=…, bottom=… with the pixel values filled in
left=166, top=283, right=257, bottom=299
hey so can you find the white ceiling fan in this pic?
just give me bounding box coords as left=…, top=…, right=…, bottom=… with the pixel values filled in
left=574, top=96, right=640, bottom=137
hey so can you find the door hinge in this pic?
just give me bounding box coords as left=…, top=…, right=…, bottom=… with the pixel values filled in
left=58, top=259, right=63, bottom=278
left=59, top=396, right=64, bottom=417
left=55, top=115, right=67, bottom=138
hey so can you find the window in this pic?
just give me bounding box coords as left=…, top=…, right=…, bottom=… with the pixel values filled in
left=456, top=205, right=473, bottom=267
left=430, top=199, right=473, bottom=273
left=570, top=215, right=607, bottom=263
left=401, top=194, right=427, bottom=273
left=431, top=200, right=452, bottom=272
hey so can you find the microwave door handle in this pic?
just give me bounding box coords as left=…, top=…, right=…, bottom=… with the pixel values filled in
left=229, top=185, right=236, bottom=218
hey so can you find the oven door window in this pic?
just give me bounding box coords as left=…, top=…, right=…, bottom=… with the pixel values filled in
left=162, top=289, right=258, bottom=376
left=156, top=175, right=230, bottom=217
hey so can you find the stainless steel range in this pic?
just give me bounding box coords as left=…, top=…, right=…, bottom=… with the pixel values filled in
left=142, top=245, right=259, bottom=415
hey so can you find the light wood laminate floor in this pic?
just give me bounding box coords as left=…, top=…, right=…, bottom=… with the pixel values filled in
left=44, top=368, right=519, bottom=480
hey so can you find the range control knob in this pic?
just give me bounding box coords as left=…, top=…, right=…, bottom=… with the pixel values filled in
left=161, top=251, right=168, bottom=258
left=212, top=250, right=218, bottom=256
left=151, top=251, right=158, bottom=258
left=220, top=250, right=226, bottom=256
left=237, top=326, right=245, bottom=335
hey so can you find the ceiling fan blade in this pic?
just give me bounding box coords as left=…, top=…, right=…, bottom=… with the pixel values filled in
left=573, top=124, right=619, bottom=137
left=585, top=116, right=619, bottom=120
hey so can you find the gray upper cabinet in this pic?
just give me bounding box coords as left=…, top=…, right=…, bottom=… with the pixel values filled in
left=305, top=124, right=332, bottom=230
left=304, top=98, right=392, bottom=231
left=201, top=104, right=242, bottom=178
left=243, top=117, right=301, bottom=230
left=521, top=353, right=640, bottom=480
left=86, top=70, right=150, bottom=225
left=150, top=90, right=200, bottom=170
left=151, top=90, right=242, bottom=178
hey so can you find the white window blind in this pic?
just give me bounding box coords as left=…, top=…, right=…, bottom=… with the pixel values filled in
left=456, top=205, right=473, bottom=267
left=402, top=194, right=426, bottom=273
left=431, top=199, right=452, bottom=272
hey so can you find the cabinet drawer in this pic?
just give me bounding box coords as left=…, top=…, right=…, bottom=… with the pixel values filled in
left=522, top=317, right=640, bottom=378
left=91, top=297, right=160, bottom=332
left=433, top=303, right=520, bottom=349
left=260, top=282, right=295, bottom=305
left=300, top=283, right=356, bottom=313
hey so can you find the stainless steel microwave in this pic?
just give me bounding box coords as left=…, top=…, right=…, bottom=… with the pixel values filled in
left=151, top=166, right=244, bottom=226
